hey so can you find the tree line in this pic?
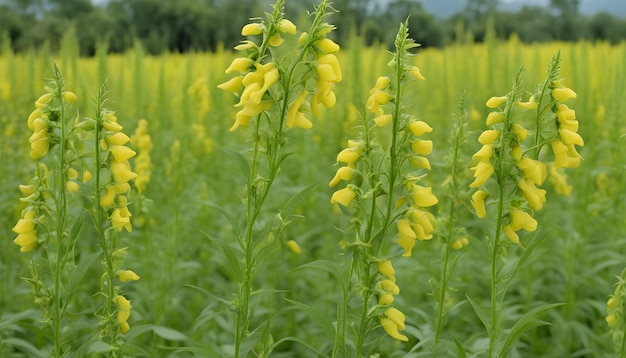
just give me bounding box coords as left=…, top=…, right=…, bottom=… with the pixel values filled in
left=1, top=0, right=625, bottom=55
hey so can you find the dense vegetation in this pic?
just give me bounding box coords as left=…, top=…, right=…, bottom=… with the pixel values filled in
left=1, top=0, right=626, bottom=55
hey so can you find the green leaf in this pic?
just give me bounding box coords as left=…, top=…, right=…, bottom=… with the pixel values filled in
left=285, top=298, right=335, bottom=341
left=271, top=336, right=326, bottom=357
left=499, top=303, right=563, bottom=357
left=453, top=337, right=467, bottom=358
left=294, top=260, right=347, bottom=293
left=217, top=148, right=249, bottom=179
left=69, top=251, right=101, bottom=293
left=281, top=182, right=318, bottom=219
left=466, top=294, right=492, bottom=337
left=2, top=337, right=45, bottom=357
left=152, top=325, right=190, bottom=341
left=202, top=201, right=244, bottom=246
left=214, top=237, right=243, bottom=282
left=86, top=341, right=116, bottom=354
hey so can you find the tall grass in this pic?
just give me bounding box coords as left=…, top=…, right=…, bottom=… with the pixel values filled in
left=1, top=6, right=625, bottom=356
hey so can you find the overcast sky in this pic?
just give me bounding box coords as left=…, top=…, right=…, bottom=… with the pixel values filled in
left=418, top=0, right=626, bottom=18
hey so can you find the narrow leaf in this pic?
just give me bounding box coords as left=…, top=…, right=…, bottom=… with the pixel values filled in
left=217, top=148, right=250, bottom=179
left=281, top=182, right=318, bottom=218
left=69, top=251, right=101, bottom=293
left=285, top=298, right=335, bottom=340
left=466, top=294, right=492, bottom=337
left=499, top=303, right=563, bottom=357
left=152, top=325, right=190, bottom=341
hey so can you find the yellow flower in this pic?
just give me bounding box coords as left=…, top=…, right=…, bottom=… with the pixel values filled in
left=217, top=76, right=244, bottom=92
left=379, top=294, right=394, bottom=305
left=241, top=23, right=263, bottom=36
left=486, top=96, right=507, bottom=108
left=503, top=224, right=520, bottom=244
left=110, top=161, right=138, bottom=183
left=370, top=113, right=390, bottom=127
left=317, top=54, right=342, bottom=82
left=397, top=219, right=417, bottom=239
left=336, top=147, right=362, bottom=167
left=478, top=129, right=500, bottom=145
left=411, top=139, right=433, bottom=156
left=120, top=321, right=130, bottom=334
left=409, top=66, right=425, bottom=80
left=485, top=112, right=504, bottom=125
left=384, top=307, right=406, bottom=330
left=512, top=123, right=528, bottom=141
left=469, top=161, right=494, bottom=188
left=471, top=190, right=488, bottom=218
left=118, top=270, right=141, bottom=282
left=63, top=91, right=78, bottom=103
left=110, top=145, right=137, bottom=162
left=472, top=144, right=493, bottom=162
left=380, top=317, right=409, bottom=341
left=398, top=235, right=416, bottom=257
left=316, top=38, right=339, bottom=53
left=278, top=19, right=296, bottom=34
left=66, top=180, right=80, bottom=193
left=269, top=34, right=284, bottom=47
left=35, top=93, right=53, bottom=108
left=380, top=280, right=400, bottom=295
left=408, top=156, right=431, bottom=170
left=225, top=57, right=253, bottom=74
left=111, top=208, right=132, bottom=232
left=515, top=96, right=537, bottom=109
left=331, top=187, right=357, bottom=207
left=287, top=240, right=301, bottom=254
left=451, top=238, right=469, bottom=250
left=551, top=87, right=577, bottom=102
left=509, top=208, right=537, bottom=232
left=329, top=166, right=354, bottom=187
left=377, top=260, right=395, bottom=278
left=286, top=91, right=312, bottom=129
left=518, top=178, right=546, bottom=211
left=14, top=232, right=37, bottom=253
left=516, top=157, right=547, bottom=185
left=409, top=185, right=438, bottom=207
left=100, top=185, right=117, bottom=207
left=559, top=128, right=584, bottom=146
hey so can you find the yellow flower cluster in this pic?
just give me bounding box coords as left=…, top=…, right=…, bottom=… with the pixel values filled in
left=116, top=295, right=132, bottom=333
left=550, top=80, right=583, bottom=168
left=218, top=19, right=296, bottom=131
left=376, top=260, right=408, bottom=341
left=131, top=119, right=152, bottom=194
left=12, top=206, right=38, bottom=253
left=606, top=271, right=626, bottom=345
left=548, top=165, right=572, bottom=196
left=306, top=34, right=341, bottom=116
left=367, top=76, right=393, bottom=127
left=471, top=94, right=548, bottom=244
left=329, top=140, right=363, bottom=206
left=397, top=181, right=438, bottom=257
left=100, top=112, right=137, bottom=232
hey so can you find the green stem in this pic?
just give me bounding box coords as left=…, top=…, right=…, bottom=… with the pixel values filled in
left=53, top=72, right=68, bottom=357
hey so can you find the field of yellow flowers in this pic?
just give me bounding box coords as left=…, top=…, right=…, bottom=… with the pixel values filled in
left=1, top=2, right=625, bottom=357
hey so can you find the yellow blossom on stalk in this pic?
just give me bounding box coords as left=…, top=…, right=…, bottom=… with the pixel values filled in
left=515, top=95, right=538, bottom=109
left=241, top=23, right=263, bottom=36
left=471, top=190, right=488, bottom=218
left=330, top=187, right=356, bottom=207
left=116, top=295, right=132, bottom=333
left=380, top=308, right=408, bottom=341
left=12, top=209, right=38, bottom=252
left=329, top=166, right=354, bottom=187
left=131, top=119, right=153, bottom=194
left=287, top=240, right=301, bottom=255
left=549, top=165, right=572, bottom=195
left=451, top=237, right=469, bottom=250
left=286, top=91, right=312, bottom=129
left=486, top=96, right=507, bottom=108
left=118, top=270, right=140, bottom=282
left=316, top=38, right=339, bottom=53
left=485, top=111, right=504, bottom=125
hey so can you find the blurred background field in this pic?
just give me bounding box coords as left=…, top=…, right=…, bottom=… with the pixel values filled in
left=1, top=0, right=625, bottom=356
